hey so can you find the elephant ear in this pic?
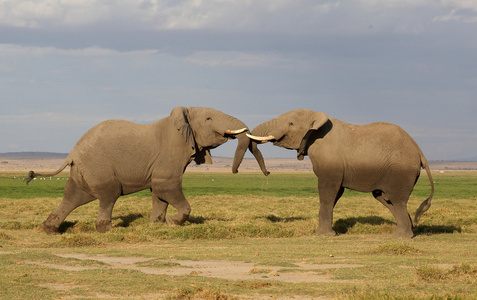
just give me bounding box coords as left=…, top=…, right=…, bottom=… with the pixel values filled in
left=297, top=111, right=329, bottom=160
left=170, top=106, right=196, bottom=152
left=194, top=149, right=213, bottom=165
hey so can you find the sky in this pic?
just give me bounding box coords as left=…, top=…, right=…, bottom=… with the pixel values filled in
left=1, top=0, right=476, bottom=161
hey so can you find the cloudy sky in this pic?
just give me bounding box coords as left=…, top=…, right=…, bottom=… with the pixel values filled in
left=1, top=0, right=476, bottom=161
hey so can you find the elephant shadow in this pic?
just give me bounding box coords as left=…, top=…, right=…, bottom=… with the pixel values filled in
left=57, top=221, right=78, bottom=233
left=333, top=216, right=462, bottom=236
left=413, top=224, right=461, bottom=235
left=265, top=214, right=308, bottom=223
left=333, top=216, right=394, bottom=234
left=56, top=213, right=145, bottom=233
left=187, top=216, right=207, bottom=224
left=55, top=213, right=203, bottom=233
left=115, top=213, right=208, bottom=226
left=114, top=213, right=145, bottom=228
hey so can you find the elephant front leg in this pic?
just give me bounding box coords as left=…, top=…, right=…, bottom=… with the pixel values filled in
left=315, top=183, right=344, bottom=236
left=166, top=200, right=191, bottom=225
left=316, top=200, right=337, bottom=236
left=151, top=192, right=169, bottom=223
left=152, top=179, right=191, bottom=226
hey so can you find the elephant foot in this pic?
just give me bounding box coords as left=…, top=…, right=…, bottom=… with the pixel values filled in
left=40, top=222, right=60, bottom=235
left=96, top=220, right=113, bottom=233
left=166, top=214, right=188, bottom=226
left=315, top=229, right=337, bottom=237
left=151, top=213, right=167, bottom=223
left=41, top=213, right=61, bottom=234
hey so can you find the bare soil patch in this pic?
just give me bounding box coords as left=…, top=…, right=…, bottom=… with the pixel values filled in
left=23, top=253, right=363, bottom=284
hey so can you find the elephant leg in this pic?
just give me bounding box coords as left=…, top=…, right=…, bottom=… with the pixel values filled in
left=96, top=196, right=119, bottom=233
left=152, top=178, right=191, bottom=226
left=316, top=181, right=344, bottom=236
left=392, top=201, right=414, bottom=238
left=93, top=180, right=121, bottom=233
left=151, top=191, right=169, bottom=223
left=373, top=190, right=413, bottom=238
left=41, top=178, right=96, bottom=234
left=372, top=190, right=396, bottom=215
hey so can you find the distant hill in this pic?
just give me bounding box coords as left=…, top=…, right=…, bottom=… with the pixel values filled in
left=0, top=152, right=68, bottom=159
left=456, top=155, right=477, bottom=162
left=1, top=152, right=477, bottom=171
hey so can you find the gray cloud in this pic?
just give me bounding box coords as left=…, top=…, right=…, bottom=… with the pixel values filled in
left=1, top=0, right=476, bottom=160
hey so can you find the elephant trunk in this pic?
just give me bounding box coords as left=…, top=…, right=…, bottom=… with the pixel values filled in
left=227, top=117, right=269, bottom=176
left=245, top=120, right=277, bottom=176
left=232, top=132, right=250, bottom=174
left=249, top=139, right=270, bottom=176
left=250, top=119, right=277, bottom=138
left=231, top=132, right=269, bottom=176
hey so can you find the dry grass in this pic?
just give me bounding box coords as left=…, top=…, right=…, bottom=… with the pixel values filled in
left=0, top=171, right=476, bottom=299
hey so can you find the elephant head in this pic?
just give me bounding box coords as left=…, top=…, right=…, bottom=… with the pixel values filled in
left=247, top=109, right=329, bottom=160
left=170, top=106, right=269, bottom=175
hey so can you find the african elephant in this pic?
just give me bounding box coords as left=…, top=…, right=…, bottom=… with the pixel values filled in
left=27, top=107, right=269, bottom=234
left=247, top=109, right=434, bottom=238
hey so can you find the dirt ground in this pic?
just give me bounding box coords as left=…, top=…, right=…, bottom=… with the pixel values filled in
left=2, top=153, right=476, bottom=299
left=22, top=253, right=362, bottom=284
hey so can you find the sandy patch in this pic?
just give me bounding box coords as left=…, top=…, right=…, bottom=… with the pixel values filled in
left=20, top=253, right=364, bottom=284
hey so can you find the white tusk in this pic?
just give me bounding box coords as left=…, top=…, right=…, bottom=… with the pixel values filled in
left=246, top=133, right=276, bottom=142
left=225, top=128, right=247, bottom=135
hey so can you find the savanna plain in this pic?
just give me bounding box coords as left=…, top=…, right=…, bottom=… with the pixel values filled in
left=0, top=158, right=476, bottom=299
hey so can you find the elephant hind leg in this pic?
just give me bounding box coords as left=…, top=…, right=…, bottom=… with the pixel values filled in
left=372, top=190, right=392, bottom=205
left=96, top=196, right=120, bottom=233
left=94, top=182, right=121, bottom=233
left=392, top=203, right=414, bottom=238
left=41, top=178, right=96, bottom=234
left=373, top=190, right=413, bottom=239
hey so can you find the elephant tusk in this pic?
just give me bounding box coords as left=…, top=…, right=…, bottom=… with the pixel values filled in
left=225, top=128, right=247, bottom=135
left=246, top=133, right=276, bottom=142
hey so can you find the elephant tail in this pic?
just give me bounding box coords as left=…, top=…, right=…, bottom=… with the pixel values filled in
left=25, top=154, right=73, bottom=185
left=413, top=151, right=435, bottom=227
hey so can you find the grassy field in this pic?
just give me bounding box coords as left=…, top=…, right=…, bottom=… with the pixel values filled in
left=0, top=171, right=476, bottom=299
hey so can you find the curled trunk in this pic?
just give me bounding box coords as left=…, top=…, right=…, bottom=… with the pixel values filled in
left=227, top=118, right=269, bottom=176
left=251, top=119, right=278, bottom=139
left=249, top=139, right=270, bottom=176
left=231, top=132, right=269, bottom=176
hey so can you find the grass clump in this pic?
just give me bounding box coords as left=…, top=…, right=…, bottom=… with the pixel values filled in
left=0, top=219, right=40, bottom=230
left=336, top=288, right=417, bottom=300
left=167, top=287, right=232, bottom=300
left=368, top=243, right=424, bottom=255
left=57, top=234, right=102, bottom=247
left=416, top=264, right=477, bottom=283
left=0, top=230, right=13, bottom=240
left=136, top=259, right=183, bottom=268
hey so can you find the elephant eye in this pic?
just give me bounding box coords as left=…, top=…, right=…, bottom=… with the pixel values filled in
left=206, top=117, right=212, bottom=121
left=289, top=122, right=294, bottom=126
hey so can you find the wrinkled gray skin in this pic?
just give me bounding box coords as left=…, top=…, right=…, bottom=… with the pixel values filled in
left=28, top=107, right=269, bottom=234
left=248, top=109, right=434, bottom=238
